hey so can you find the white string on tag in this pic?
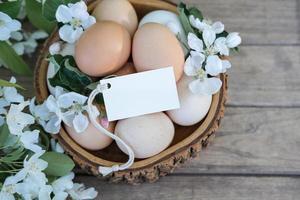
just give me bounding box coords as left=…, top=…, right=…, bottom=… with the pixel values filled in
left=87, top=82, right=135, bottom=176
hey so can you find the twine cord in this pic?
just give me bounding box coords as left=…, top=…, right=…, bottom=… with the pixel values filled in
left=87, top=83, right=135, bottom=176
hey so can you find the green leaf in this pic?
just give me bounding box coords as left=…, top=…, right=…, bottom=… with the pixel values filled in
left=0, top=124, right=9, bottom=148
left=188, top=7, right=203, bottom=20
left=0, top=79, right=25, bottom=90
left=0, top=0, right=22, bottom=18
left=41, top=152, right=75, bottom=176
left=2, top=147, right=26, bottom=162
left=0, top=41, right=32, bottom=76
left=42, top=0, right=80, bottom=21
left=178, top=3, right=195, bottom=35
left=49, top=55, right=93, bottom=94
left=25, top=0, right=56, bottom=33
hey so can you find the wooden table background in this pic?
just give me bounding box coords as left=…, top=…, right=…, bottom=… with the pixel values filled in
left=1, top=0, right=300, bottom=199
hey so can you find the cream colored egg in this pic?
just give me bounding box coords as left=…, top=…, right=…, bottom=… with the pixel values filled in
left=64, top=118, right=115, bottom=151
left=115, top=112, right=174, bottom=159
left=47, top=43, right=75, bottom=95
left=75, top=21, right=131, bottom=77
left=93, top=0, right=138, bottom=37
left=139, top=10, right=186, bottom=44
left=132, top=23, right=184, bottom=81
left=167, top=75, right=212, bottom=126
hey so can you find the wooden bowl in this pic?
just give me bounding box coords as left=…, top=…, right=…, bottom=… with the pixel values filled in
left=34, top=0, right=228, bottom=184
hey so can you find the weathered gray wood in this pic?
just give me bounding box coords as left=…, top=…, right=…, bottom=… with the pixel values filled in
left=228, top=46, right=300, bottom=107
left=175, top=107, right=300, bottom=174
left=168, top=0, right=300, bottom=45
left=76, top=175, right=300, bottom=200
left=5, top=46, right=300, bottom=107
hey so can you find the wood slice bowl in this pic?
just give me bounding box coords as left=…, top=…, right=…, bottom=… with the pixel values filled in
left=34, top=0, right=228, bottom=184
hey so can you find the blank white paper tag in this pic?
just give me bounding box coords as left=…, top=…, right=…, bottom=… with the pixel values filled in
left=100, top=67, right=180, bottom=121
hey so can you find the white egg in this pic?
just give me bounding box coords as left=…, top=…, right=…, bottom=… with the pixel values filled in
left=64, top=117, right=115, bottom=151
left=167, top=75, right=212, bottom=126
left=47, top=43, right=75, bottom=95
left=115, top=112, right=174, bottom=159
left=139, top=10, right=187, bottom=53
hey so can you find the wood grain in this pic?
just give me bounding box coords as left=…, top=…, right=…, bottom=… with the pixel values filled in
left=167, top=0, right=300, bottom=45
left=76, top=175, right=300, bottom=200
left=228, top=46, right=300, bottom=107
left=8, top=46, right=300, bottom=107
left=175, top=107, right=300, bottom=174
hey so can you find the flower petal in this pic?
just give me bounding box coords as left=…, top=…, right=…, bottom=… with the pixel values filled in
left=31, top=30, right=48, bottom=40
left=222, top=60, right=231, bottom=73
left=0, top=27, right=11, bottom=41
left=81, top=16, right=96, bottom=29
left=12, top=43, right=25, bottom=55
left=190, top=51, right=205, bottom=67
left=58, top=25, right=76, bottom=43
left=205, top=55, right=223, bottom=76
left=189, top=77, right=222, bottom=95
left=72, top=112, right=89, bottom=133
left=49, top=42, right=61, bottom=55
left=55, top=5, right=72, bottom=23
left=0, top=12, right=11, bottom=22
left=212, top=21, right=224, bottom=34
left=5, top=19, right=21, bottom=32
left=226, top=32, right=242, bottom=48
left=214, top=37, right=229, bottom=56
left=58, top=92, right=87, bottom=108
left=184, top=56, right=197, bottom=76
left=187, top=33, right=203, bottom=52
left=202, top=29, right=216, bottom=47
left=45, top=115, right=61, bottom=134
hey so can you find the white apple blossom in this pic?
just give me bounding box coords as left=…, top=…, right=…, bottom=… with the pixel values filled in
left=0, top=77, right=24, bottom=126
left=0, top=11, right=21, bottom=41
left=19, top=130, right=42, bottom=153
left=52, top=172, right=75, bottom=200
left=190, top=16, right=224, bottom=33
left=58, top=92, right=89, bottom=133
left=29, top=97, right=52, bottom=128
left=11, top=151, right=48, bottom=186
left=49, top=42, right=62, bottom=55
left=31, top=87, right=90, bottom=134
left=0, top=176, right=19, bottom=200
left=50, top=138, right=65, bottom=153
left=15, top=176, right=52, bottom=200
left=184, top=57, right=222, bottom=95
left=68, top=183, right=98, bottom=200
left=55, top=1, right=96, bottom=43
left=12, top=30, right=48, bottom=56
left=214, top=32, right=242, bottom=56
left=51, top=172, right=98, bottom=200
left=6, top=101, right=35, bottom=135
left=0, top=77, right=24, bottom=104
left=186, top=33, right=228, bottom=76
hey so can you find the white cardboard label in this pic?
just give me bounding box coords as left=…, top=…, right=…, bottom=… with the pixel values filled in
left=100, top=67, right=180, bottom=121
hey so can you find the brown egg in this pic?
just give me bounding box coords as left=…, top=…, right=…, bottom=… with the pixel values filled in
left=114, top=62, right=136, bottom=76
left=64, top=118, right=116, bottom=151
left=92, top=0, right=138, bottom=37
left=75, top=21, right=131, bottom=77
left=132, top=23, right=184, bottom=81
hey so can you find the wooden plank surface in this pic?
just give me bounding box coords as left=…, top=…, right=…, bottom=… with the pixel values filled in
left=77, top=175, right=300, bottom=200
left=176, top=107, right=300, bottom=174
left=8, top=46, right=300, bottom=106
left=167, top=0, right=300, bottom=45
left=0, top=0, right=299, bottom=199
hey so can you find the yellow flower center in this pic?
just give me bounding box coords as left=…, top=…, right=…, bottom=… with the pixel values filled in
left=196, top=68, right=206, bottom=81
left=70, top=18, right=82, bottom=28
